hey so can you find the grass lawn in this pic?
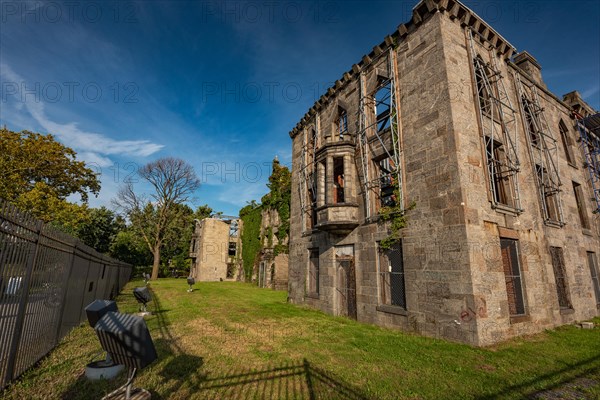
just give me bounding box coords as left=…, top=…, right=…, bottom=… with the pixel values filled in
left=2, top=279, right=599, bottom=399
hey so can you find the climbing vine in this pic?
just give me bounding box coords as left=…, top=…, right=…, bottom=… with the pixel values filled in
left=378, top=179, right=415, bottom=250
left=240, top=203, right=262, bottom=281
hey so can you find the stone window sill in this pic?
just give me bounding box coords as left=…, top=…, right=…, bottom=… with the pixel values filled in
left=560, top=308, right=575, bottom=315
left=510, top=315, right=531, bottom=324
left=306, top=293, right=320, bottom=300
left=492, top=203, right=523, bottom=216
left=544, top=220, right=565, bottom=229
left=376, top=304, right=408, bottom=316
left=567, top=162, right=578, bottom=169
left=582, top=229, right=593, bottom=237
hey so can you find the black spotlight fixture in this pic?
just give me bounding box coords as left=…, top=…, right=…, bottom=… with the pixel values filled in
left=95, top=311, right=157, bottom=400
left=133, top=287, right=152, bottom=316
left=187, top=276, right=195, bottom=292
left=84, top=300, right=124, bottom=380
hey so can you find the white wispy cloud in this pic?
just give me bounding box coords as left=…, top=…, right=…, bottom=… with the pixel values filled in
left=0, top=63, right=164, bottom=159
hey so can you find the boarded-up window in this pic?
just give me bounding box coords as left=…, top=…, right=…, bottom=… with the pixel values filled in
left=573, top=181, right=590, bottom=230
left=308, top=250, right=319, bottom=295
left=500, top=238, right=526, bottom=315
left=379, top=242, right=406, bottom=308
left=550, top=246, right=571, bottom=309
left=587, top=252, right=600, bottom=305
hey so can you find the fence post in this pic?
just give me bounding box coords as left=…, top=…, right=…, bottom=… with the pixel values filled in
left=4, top=221, right=43, bottom=384
left=54, top=244, right=77, bottom=345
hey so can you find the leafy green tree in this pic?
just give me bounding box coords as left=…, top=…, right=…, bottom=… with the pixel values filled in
left=109, top=229, right=153, bottom=269
left=0, top=128, right=100, bottom=202
left=77, top=207, right=126, bottom=253
left=194, top=204, right=213, bottom=221
left=0, top=128, right=100, bottom=231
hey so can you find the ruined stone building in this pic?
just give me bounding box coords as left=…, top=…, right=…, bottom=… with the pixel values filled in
left=189, top=216, right=243, bottom=281
left=256, top=208, right=289, bottom=290
left=288, top=0, right=600, bottom=345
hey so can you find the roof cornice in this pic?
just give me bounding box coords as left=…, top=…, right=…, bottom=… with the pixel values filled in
left=289, top=0, right=518, bottom=139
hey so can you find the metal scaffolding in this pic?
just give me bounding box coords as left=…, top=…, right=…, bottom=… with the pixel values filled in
left=468, top=29, right=522, bottom=210
left=298, top=114, right=319, bottom=229
left=514, top=73, right=564, bottom=224
left=356, top=48, right=404, bottom=220
left=575, top=112, right=600, bottom=214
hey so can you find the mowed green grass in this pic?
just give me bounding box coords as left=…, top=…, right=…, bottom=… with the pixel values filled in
left=2, top=279, right=599, bottom=399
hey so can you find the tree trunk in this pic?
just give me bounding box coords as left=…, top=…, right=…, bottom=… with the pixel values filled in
left=151, top=247, right=161, bottom=280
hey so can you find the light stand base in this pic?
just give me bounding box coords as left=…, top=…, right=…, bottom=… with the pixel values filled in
left=85, top=360, right=124, bottom=380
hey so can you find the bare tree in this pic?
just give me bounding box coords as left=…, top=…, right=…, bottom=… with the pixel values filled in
left=114, top=157, right=200, bottom=279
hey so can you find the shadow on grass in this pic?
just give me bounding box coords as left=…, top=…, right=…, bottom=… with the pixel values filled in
left=148, top=287, right=372, bottom=399
left=59, top=285, right=371, bottom=399
left=474, top=356, right=600, bottom=400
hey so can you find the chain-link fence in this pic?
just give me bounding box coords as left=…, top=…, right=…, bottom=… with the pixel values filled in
left=0, top=200, right=131, bottom=388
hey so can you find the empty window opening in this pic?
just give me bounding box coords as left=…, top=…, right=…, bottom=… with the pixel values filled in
left=337, top=107, right=348, bottom=140
left=379, top=242, right=406, bottom=308
left=228, top=242, right=237, bottom=257
left=229, top=220, right=239, bottom=237
left=101, top=265, right=106, bottom=280
left=373, top=78, right=392, bottom=133
left=573, top=181, right=590, bottom=230
left=522, top=98, right=540, bottom=147
left=378, top=156, right=397, bottom=208
left=88, top=281, right=94, bottom=293
left=550, top=247, right=571, bottom=309
left=486, top=137, right=515, bottom=207
left=333, top=157, right=345, bottom=204
left=536, top=165, right=561, bottom=222
left=500, top=238, right=526, bottom=316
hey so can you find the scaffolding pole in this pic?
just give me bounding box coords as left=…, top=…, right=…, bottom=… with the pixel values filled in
left=298, top=114, right=319, bottom=230
left=356, top=48, right=404, bottom=220
left=514, top=73, right=564, bottom=224
left=467, top=28, right=521, bottom=210
left=575, top=112, right=600, bottom=214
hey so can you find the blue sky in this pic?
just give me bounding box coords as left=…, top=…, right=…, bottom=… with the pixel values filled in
left=1, top=0, right=598, bottom=216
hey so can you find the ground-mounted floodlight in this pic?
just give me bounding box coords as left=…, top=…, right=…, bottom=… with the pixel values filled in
left=187, top=277, right=195, bottom=292
left=143, top=273, right=150, bottom=285
left=133, top=287, right=152, bottom=316
left=84, top=300, right=125, bottom=380
left=95, top=311, right=157, bottom=400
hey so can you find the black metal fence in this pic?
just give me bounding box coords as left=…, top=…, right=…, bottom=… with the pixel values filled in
left=0, top=201, right=131, bottom=388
